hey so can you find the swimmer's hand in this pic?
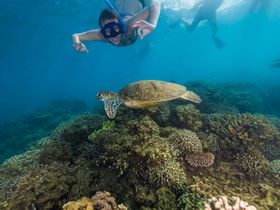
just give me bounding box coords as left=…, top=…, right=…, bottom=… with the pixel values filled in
left=132, top=20, right=156, bottom=40
left=73, top=41, right=89, bottom=53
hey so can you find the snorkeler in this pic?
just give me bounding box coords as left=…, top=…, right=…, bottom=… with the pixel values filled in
left=270, top=59, right=280, bottom=69
left=72, top=0, right=161, bottom=52
left=183, top=0, right=226, bottom=49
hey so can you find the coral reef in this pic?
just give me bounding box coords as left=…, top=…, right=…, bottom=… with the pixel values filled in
left=177, top=190, right=205, bottom=210
left=202, top=113, right=279, bottom=160
left=63, top=191, right=127, bottom=210
left=1, top=84, right=280, bottom=209
left=171, top=104, right=203, bottom=131
left=185, top=152, right=215, bottom=168
left=0, top=99, right=88, bottom=163
left=270, top=159, right=280, bottom=174
left=52, top=114, right=105, bottom=144
left=168, top=129, right=203, bottom=155
left=88, top=120, right=116, bottom=142
left=234, top=151, right=269, bottom=178
left=204, top=196, right=257, bottom=210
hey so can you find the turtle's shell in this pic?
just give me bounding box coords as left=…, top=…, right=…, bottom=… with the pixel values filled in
left=119, top=80, right=187, bottom=108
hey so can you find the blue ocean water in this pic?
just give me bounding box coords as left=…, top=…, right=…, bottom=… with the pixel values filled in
left=0, top=0, right=280, bottom=161
left=1, top=1, right=280, bottom=209
left=1, top=0, right=280, bottom=123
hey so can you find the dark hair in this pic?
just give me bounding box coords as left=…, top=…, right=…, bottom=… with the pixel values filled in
left=99, top=9, right=118, bottom=27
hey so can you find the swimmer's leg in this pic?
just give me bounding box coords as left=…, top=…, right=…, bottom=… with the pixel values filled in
left=208, top=14, right=226, bottom=49
left=184, top=15, right=203, bottom=32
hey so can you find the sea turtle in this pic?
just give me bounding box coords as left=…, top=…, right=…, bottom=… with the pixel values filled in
left=96, top=80, right=202, bottom=118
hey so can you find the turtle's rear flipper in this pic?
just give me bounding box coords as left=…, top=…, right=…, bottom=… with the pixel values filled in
left=104, top=98, right=122, bottom=118
left=180, top=91, right=202, bottom=103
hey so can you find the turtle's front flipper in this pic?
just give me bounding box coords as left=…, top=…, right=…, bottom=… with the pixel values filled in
left=104, top=97, right=123, bottom=118
left=180, top=91, right=202, bottom=103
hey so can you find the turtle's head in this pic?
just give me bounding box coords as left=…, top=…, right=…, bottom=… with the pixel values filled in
left=96, top=91, right=122, bottom=119
left=96, top=91, right=117, bottom=101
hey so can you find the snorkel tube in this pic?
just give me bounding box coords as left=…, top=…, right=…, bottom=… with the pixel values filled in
left=105, top=0, right=127, bottom=33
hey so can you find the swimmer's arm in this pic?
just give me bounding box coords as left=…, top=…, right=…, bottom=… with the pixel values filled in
left=72, top=29, right=106, bottom=52
left=72, top=29, right=106, bottom=43
left=127, top=0, right=161, bottom=29
left=192, top=0, right=204, bottom=10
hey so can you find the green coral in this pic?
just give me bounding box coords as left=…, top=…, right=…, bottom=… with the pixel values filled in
left=146, top=159, right=189, bottom=190
left=63, top=191, right=127, bottom=210
left=154, top=187, right=177, bottom=210
left=235, top=151, right=269, bottom=178
left=88, top=120, right=116, bottom=142
left=177, top=190, right=205, bottom=210
left=127, top=115, right=160, bottom=140
left=135, top=137, right=178, bottom=166
left=203, top=113, right=279, bottom=151
left=270, top=159, right=280, bottom=174
left=172, top=104, right=203, bottom=131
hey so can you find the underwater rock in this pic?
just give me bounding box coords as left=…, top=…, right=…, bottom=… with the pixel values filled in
left=204, top=196, right=257, bottom=210
left=38, top=140, right=73, bottom=164
left=52, top=114, right=105, bottom=144
left=63, top=191, right=127, bottom=210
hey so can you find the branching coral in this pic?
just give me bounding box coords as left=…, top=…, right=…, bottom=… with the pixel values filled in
left=177, top=190, right=205, bottom=210
left=134, top=137, right=178, bottom=166
left=63, top=191, right=127, bottom=210
left=127, top=115, right=160, bottom=140
left=172, top=104, right=203, bottom=131
left=234, top=151, right=269, bottom=178
left=168, top=129, right=202, bottom=156
left=153, top=187, right=177, bottom=210
left=185, top=152, right=215, bottom=168
left=203, top=113, right=279, bottom=151
left=204, top=196, right=257, bottom=210
left=270, top=159, right=280, bottom=174
left=146, top=159, right=188, bottom=190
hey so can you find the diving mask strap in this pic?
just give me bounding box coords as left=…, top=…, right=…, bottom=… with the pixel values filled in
left=105, top=0, right=127, bottom=33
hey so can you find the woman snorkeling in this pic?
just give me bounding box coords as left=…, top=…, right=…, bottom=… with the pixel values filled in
left=72, top=0, right=161, bottom=52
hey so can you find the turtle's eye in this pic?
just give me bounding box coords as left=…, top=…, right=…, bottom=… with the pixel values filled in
left=96, top=93, right=102, bottom=99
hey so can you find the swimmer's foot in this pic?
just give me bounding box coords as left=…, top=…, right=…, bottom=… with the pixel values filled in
left=168, top=19, right=181, bottom=31
left=182, top=18, right=191, bottom=31
left=212, top=35, right=226, bottom=49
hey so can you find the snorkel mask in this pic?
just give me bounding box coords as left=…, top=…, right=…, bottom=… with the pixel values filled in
left=101, top=0, right=127, bottom=39
left=101, top=21, right=123, bottom=38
